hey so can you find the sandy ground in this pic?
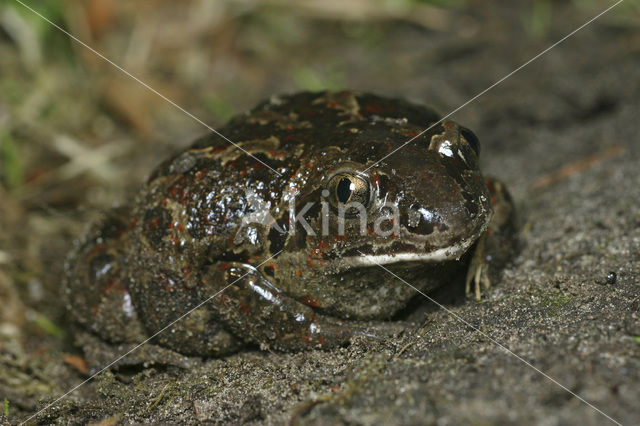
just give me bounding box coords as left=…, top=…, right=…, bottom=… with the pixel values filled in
left=0, top=0, right=638, bottom=424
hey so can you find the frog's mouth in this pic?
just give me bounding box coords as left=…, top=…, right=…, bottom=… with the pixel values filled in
left=343, top=235, right=477, bottom=267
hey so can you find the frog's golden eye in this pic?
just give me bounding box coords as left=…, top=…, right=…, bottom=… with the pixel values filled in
left=327, top=172, right=371, bottom=208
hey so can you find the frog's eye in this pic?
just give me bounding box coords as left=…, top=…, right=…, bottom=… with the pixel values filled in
left=327, top=172, right=371, bottom=208
left=460, top=127, right=480, bottom=157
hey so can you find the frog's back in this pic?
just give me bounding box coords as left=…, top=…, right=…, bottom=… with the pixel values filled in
left=138, top=90, right=441, bottom=253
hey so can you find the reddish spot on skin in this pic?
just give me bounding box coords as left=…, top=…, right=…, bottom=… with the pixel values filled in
left=104, top=280, right=119, bottom=293
left=239, top=303, right=250, bottom=314
left=318, top=240, right=329, bottom=250
left=89, top=244, right=107, bottom=256
left=161, top=198, right=168, bottom=206
left=308, top=258, right=315, bottom=267
left=219, top=294, right=227, bottom=307
left=285, top=124, right=293, bottom=131
left=371, top=174, right=380, bottom=189
left=318, top=336, right=326, bottom=345
left=176, top=223, right=183, bottom=231
left=485, top=179, right=495, bottom=194
left=326, top=102, right=338, bottom=109
left=212, top=146, right=226, bottom=155
left=304, top=333, right=312, bottom=343
left=330, top=385, right=340, bottom=392
left=168, top=186, right=180, bottom=197
left=406, top=130, right=418, bottom=137
left=128, top=217, right=137, bottom=229
left=253, top=161, right=264, bottom=170
left=171, top=235, right=179, bottom=245
left=164, top=283, right=173, bottom=293
left=183, top=266, right=191, bottom=278
left=284, top=135, right=297, bottom=142
left=485, top=178, right=499, bottom=206
left=179, top=189, right=189, bottom=204
left=301, top=297, right=321, bottom=307
left=334, top=235, right=347, bottom=242
left=228, top=234, right=235, bottom=245
left=218, top=263, right=230, bottom=271
left=168, top=222, right=174, bottom=229
left=91, top=305, right=98, bottom=314
left=268, top=149, right=276, bottom=157
left=240, top=169, right=247, bottom=176
left=194, top=170, right=207, bottom=181
left=444, top=122, right=453, bottom=128
left=365, top=103, right=382, bottom=114
left=266, top=262, right=277, bottom=271
left=306, top=161, right=314, bottom=169
left=296, top=270, right=302, bottom=277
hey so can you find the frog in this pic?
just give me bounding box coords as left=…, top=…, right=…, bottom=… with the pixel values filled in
left=64, top=90, right=516, bottom=357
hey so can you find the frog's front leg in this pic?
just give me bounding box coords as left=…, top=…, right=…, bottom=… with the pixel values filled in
left=206, top=262, right=379, bottom=351
left=465, top=178, right=517, bottom=299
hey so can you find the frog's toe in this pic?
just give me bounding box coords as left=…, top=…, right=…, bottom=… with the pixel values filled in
left=465, top=236, right=491, bottom=300
left=465, top=260, right=491, bottom=300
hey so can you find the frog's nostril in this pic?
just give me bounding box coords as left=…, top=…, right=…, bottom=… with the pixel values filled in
left=405, top=205, right=438, bottom=235
left=407, top=208, right=421, bottom=228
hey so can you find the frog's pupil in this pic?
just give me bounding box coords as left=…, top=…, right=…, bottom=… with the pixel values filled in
left=337, top=178, right=353, bottom=203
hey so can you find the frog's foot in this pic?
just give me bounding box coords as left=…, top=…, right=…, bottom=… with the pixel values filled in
left=465, top=235, right=491, bottom=300
left=465, top=177, right=517, bottom=300
left=74, top=330, right=198, bottom=371
left=206, top=262, right=395, bottom=351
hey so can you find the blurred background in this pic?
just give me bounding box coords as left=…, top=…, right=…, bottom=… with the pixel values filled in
left=0, top=0, right=638, bottom=421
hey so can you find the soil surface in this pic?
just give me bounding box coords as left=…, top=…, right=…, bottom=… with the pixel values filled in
left=0, top=1, right=638, bottom=425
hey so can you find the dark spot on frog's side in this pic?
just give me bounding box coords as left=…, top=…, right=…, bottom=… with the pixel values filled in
left=143, top=206, right=172, bottom=245
left=96, top=207, right=130, bottom=240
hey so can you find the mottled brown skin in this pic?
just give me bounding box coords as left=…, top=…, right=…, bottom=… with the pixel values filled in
left=64, top=91, right=516, bottom=357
